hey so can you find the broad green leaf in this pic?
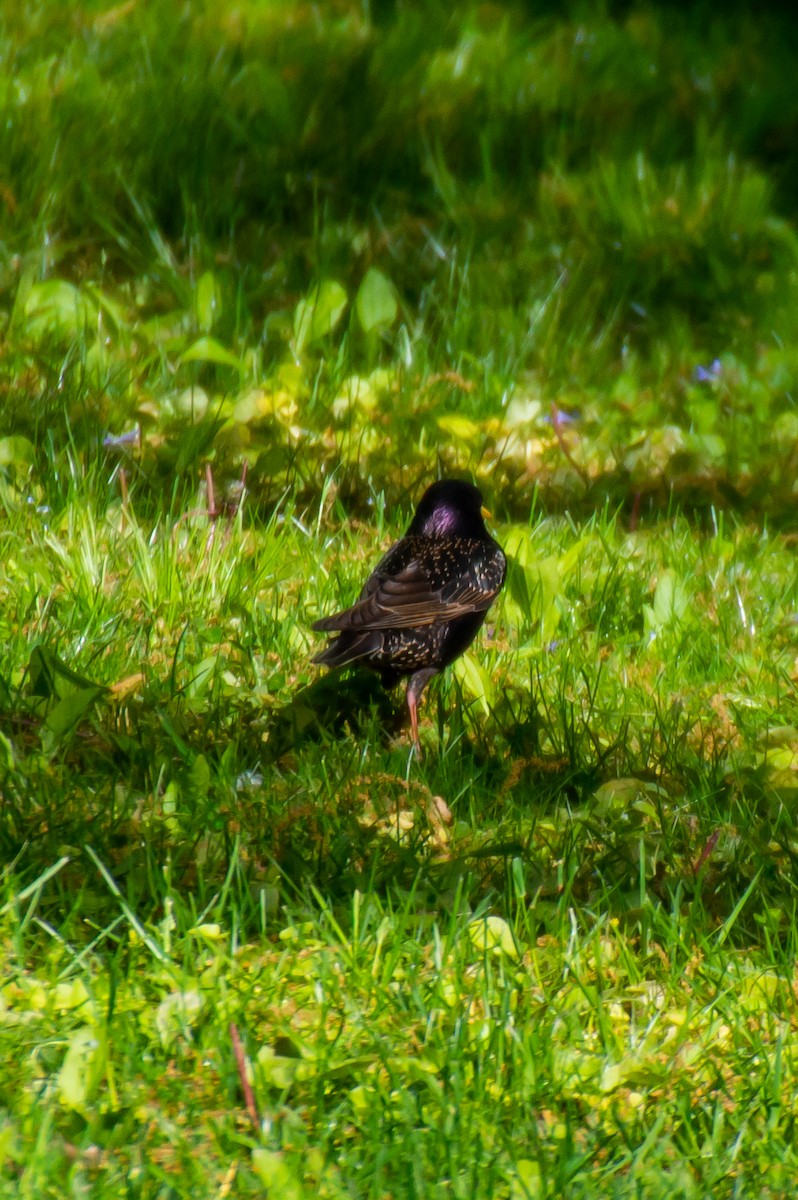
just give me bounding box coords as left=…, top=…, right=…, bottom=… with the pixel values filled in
left=557, top=536, right=592, bottom=580
left=758, top=725, right=798, bottom=747
left=58, top=1025, right=107, bottom=1110
left=738, top=969, right=780, bottom=1011
left=233, top=377, right=300, bottom=426
left=136, top=310, right=191, bottom=348
left=355, top=267, right=398, bottom=333
left=168, top=386, right=211, bottom=420
left=0, top=436, right=35, bottom=474
left=188, top=923, right=223, bottom=939
left=653, top=570, right=677, bottom=624
left=279, top=922, right=316, bottom=942
left=504, top=554, right=562, bottom=639
left=23, top=280, right=97, bottom=341
left=251, top=1149, right=304, bottom=1200
left=385, top=1056, right=442, bottom=1091
left=43, top=685, right=107, bottom=749
left=195, top=271, right=222, bottom=332
left=27, top=647, right=109, bottom=752
left=187, top=656, right=219, bottom=698
left=9, top=267, right=35, bottom=329
left=0, top=1126, right=14, bottom=1166
left=765, top=746, right=798, bottom=772
left=644, top=569, right=691, bottom=637
left=257, top=1045, right=303, bottom=1089
left=0, top=732, right=14, bottom=771
left=180, top=336, right=242, bottom=370
left=506, top=555, right=536, bottom=622
left=593, top=777, right=648, bottom=811
left=600, top=1054, right=666, bottom=1093
left=348, top=1084, right=371, bottom=1113
left=511, top=1160, right=543, bottom=1200
left=156, top=990, right=203, bottom=1047
left=28, top=646, right=108, bottom=702
left=293, top=279, right=347, bottom=353
left=187, top=753, right=211, bottom=799
left=437, top=414, right=481, bottom=441
left=161, top=780, right=180, bottom=835
left=52, top=979, right=92, bottom=1013
left=333, top=374, right=383, bottom=416
left=469, top=915, right=520, bottom=959
left=501, top=525, right=537, bottom=566
left=453, top=651, right=493, bottom=714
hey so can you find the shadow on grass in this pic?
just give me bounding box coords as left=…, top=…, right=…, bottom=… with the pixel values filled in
left=260, top=668, right=405, bottom=762
left=0, top=667, right=784, bottom=947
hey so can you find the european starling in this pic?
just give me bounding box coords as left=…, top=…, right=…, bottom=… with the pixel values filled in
left=312, top=479, right=506, bottom=754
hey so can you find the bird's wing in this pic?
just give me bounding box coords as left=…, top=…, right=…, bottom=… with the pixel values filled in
left=313, top=541, right=505, bottom=633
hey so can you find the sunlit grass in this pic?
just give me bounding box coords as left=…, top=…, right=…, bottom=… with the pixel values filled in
left=3, top=466, right=798, bottom=1193
left=4, top=3, right=798, bottom=520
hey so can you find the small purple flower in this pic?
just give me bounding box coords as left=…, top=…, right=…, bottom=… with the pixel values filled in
left=103, top=428, right=140, bottom=451
left=693, top=359, right=722, bottom=384
left=542, top=408, right=580, bottom=426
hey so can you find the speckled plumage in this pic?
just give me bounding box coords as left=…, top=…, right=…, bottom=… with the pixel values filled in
left=312, top=480, right=506, bottom=753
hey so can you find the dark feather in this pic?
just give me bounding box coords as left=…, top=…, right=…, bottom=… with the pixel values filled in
left=311, top=479, right=506, bottom=753
left=312, top=537, right=503, bottom=633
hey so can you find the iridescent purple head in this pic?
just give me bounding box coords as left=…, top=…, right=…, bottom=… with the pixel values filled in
left=408, top=479, right=488, bottom=539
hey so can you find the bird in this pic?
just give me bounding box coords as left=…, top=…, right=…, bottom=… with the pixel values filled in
left=312, top=479, right=506, bottom=755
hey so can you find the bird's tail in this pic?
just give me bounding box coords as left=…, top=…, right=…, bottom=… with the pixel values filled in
left=312, top=630, right=381, bottom=669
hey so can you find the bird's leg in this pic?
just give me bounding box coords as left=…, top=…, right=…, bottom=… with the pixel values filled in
left=408, top=691, right=421, bottom=756
left=406, top=669, right=439, bottom=757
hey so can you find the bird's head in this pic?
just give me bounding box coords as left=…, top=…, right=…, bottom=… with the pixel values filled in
left=408, top=479, right=489, bottom=538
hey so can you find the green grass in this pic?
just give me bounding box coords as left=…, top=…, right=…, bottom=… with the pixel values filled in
left=4, top=1, right=798, bottom=520
left=4, top=1, right=798, bottom=1196
left=4, top=488, right=798, bottom=1196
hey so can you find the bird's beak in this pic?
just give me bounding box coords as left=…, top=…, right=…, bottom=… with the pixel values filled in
left=481, top=505, right=492, bottom=520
